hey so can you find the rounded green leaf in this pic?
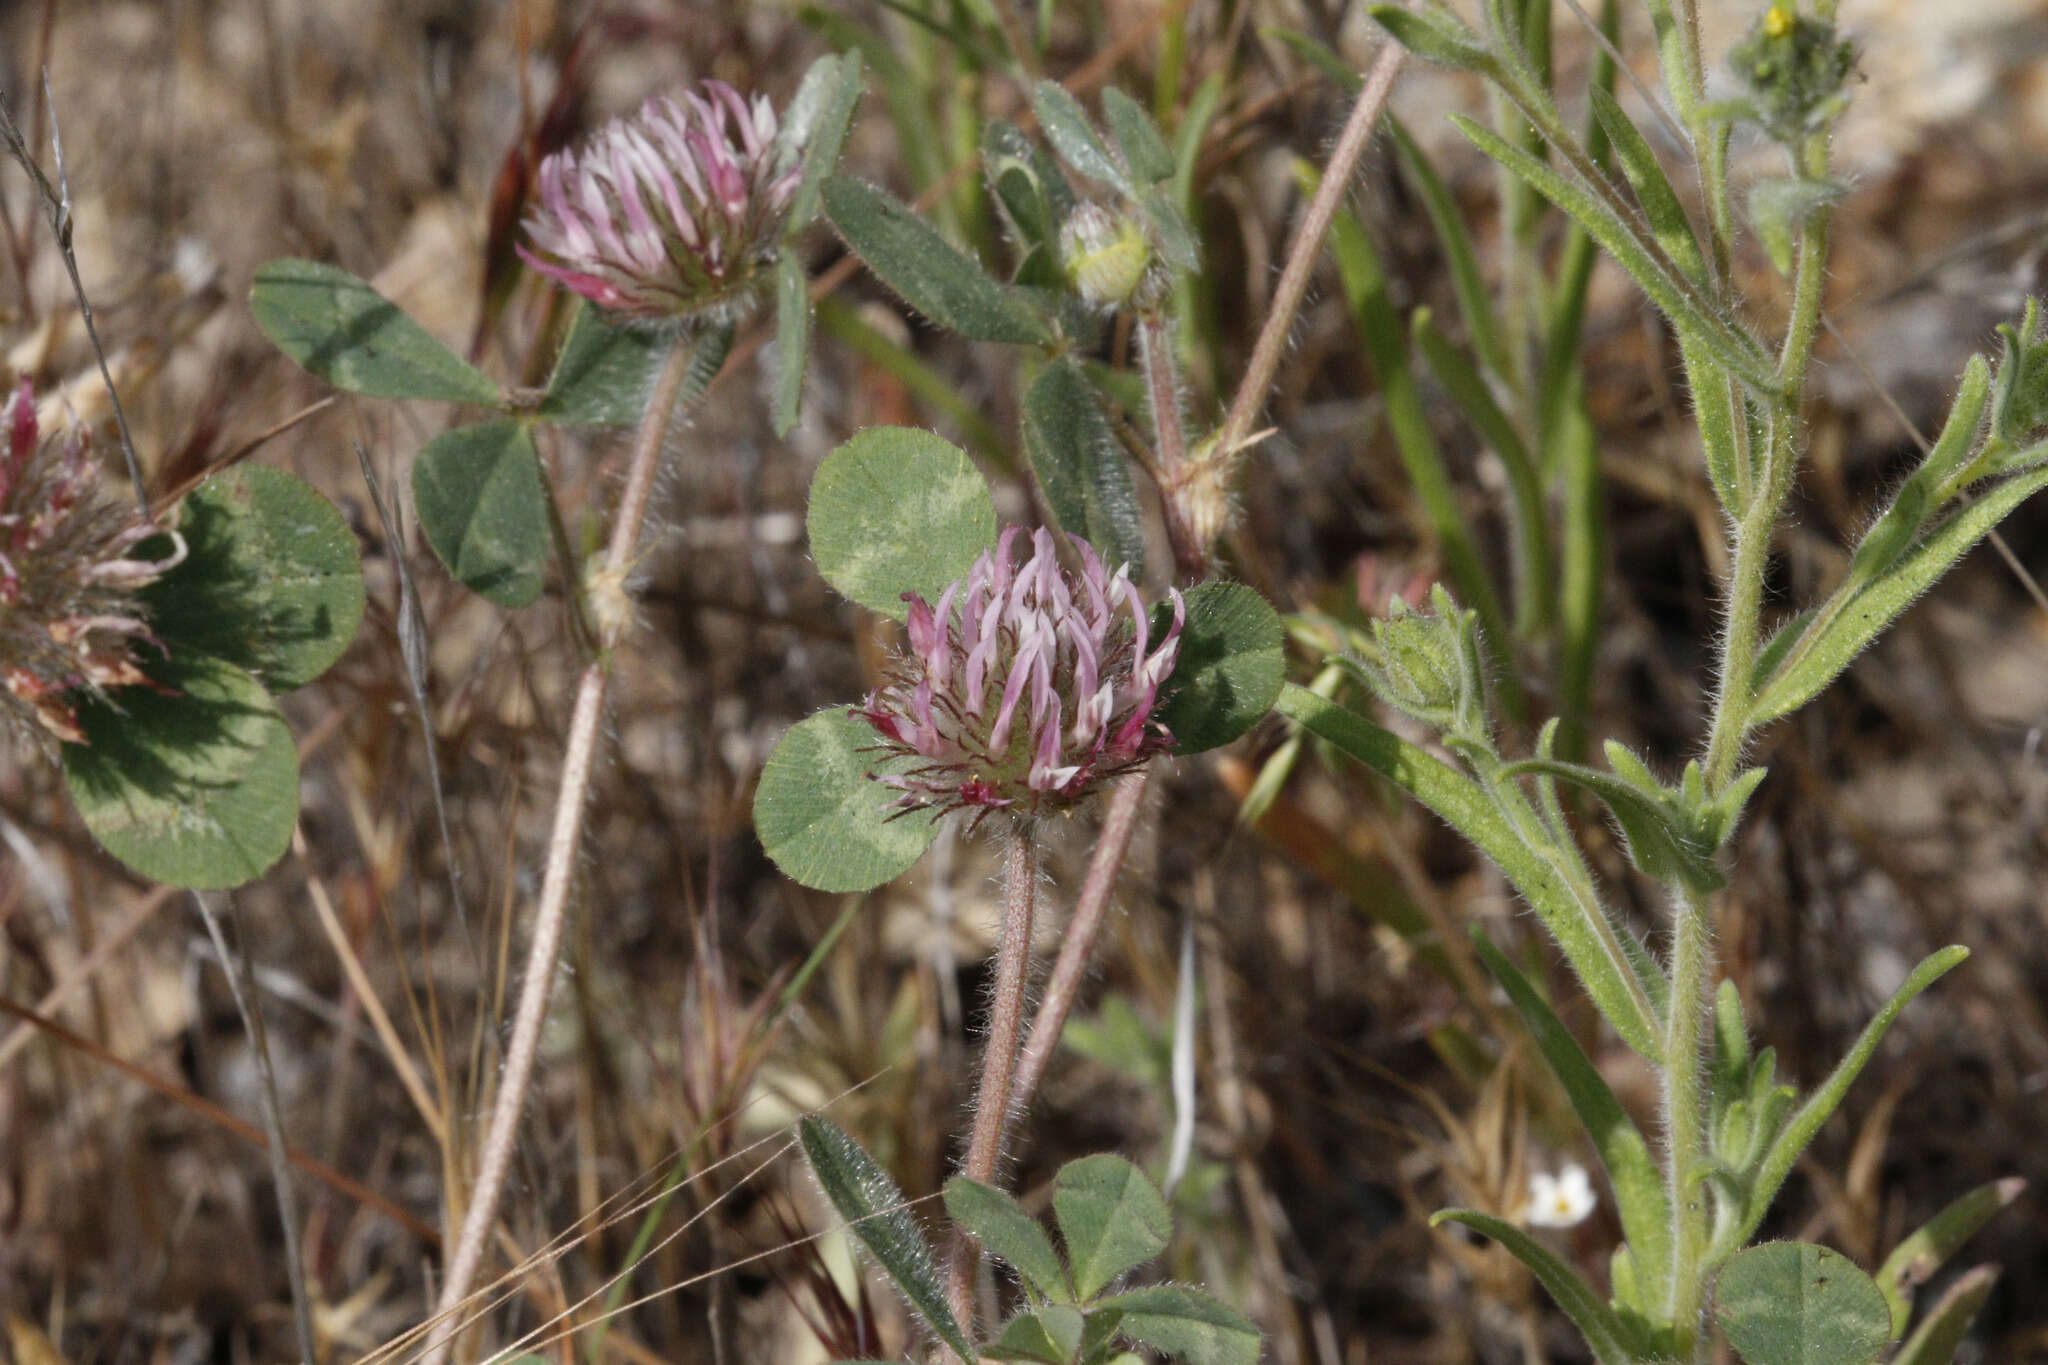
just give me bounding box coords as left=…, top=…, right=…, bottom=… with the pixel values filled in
left=945, top=1177, right=1071, bottom=1301
left=1099, top=1285, right=1260, bottom=1365
left=537, top=302, right=666, bottom=427
left=755, top=710, right=942, bottom=892
left=412, top=419, right=552, bottom=608
left=807, top=427, right=996, bottom=619
left=251, top=258, right=503, bottom=406
left=1715, top=1242, right=1893, bottom=1365
left=61, top=657, right=298, bottom=890
left=1052, top=1154, right=1171, bottom=1301
left=1154, top=581, right=1285, bottom=754
left=145, top=464, right=365, bottom=693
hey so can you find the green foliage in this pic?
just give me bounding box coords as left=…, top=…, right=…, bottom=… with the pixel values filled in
left=1747, top=177, right=1847, bottom=275
left=1054, top=1154, right=1173, bottom=1301
left=805, top=426, right=999, bottom=619
left=1366, top=3, right=1497, bottom=76
left=753, top=710, right=943, bottom=893
left=774, top=254, right=812, bottom=438
left=538, top=303, right=668, bottom=427
left=822, top=176, right=1052, bottom=344
left=1151, top=581, right=1284, bottom=755
left=798, top=1116, right=975, bottom=1360
left=1890, top=1266, right=1998, bottom=1365
left=1098, top=1285, right=1260, bottom=1365
left=1340, top=586, right=1490, bottom=745
left=945, top=1177, right=1070, bottom=1300
left=1023, top=357, right=1146, bottom=576
left=1875, top=1179, right=2024, bottom=1334
left=781, top=50, right=866, bottom=235
left=1713, top=1242, right=1892, bottom=1365
left=1428, top=1210, right=1638, bottom=1363
left=251, top=259, right=503, bottom=406
left=411, top=419, right=552, bottom=609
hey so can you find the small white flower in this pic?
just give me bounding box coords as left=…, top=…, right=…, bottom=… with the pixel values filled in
left=1525, top=1162, right=1597, bottom=1228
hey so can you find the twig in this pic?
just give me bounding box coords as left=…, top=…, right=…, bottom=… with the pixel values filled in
left=424, top=332, right=707, bottom=1364
left=1215, top=42, right=1403, bottom=465
left=190, top=891, right=318, bottom=1365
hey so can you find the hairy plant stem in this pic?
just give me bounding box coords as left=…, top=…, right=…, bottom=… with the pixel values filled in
left=1660, top=881, right=1713, bottom=1344
left=1137, top=314, right=1209, bottom=581
left=943, top=822, right=1040, bottom=1355
left=424, top=335, right=703, bottom=1365
left=1215, top=41, right=1402, bottom=466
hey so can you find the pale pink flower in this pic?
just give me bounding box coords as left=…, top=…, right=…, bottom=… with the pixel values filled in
left=518, top=82, right=801, bottom=325
left=857, top=527, right=1183, bottom=823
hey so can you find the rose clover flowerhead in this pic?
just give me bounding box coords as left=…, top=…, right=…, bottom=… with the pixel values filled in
left=856, top=527, right=1184, bottom=825
left=0, top=379, right=183, bottom=746
left=519, top=81, right=802, bottom=327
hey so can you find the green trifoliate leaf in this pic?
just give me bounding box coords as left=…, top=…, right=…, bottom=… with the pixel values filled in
left=145, top=464, right=365, bottom=694
left=1031, top=81, right=1131, bottom=195
left=538, top=302, right=666, bottom=426
left=411, top=418, right=552, bottom=608
left=755, top=710, right=943, bottom=893
left=251, top=259, right=503, bottom=407
left=62, top=656, right=299, bottom=890
left=944, top=1177, right=1071, bottom=1302
left=1714, top=1242, right=1892, bottom=1365
left=1022, top=357, right=1145, bottom=577
left=1151, top=581, right=1285, bottom=755
left=1053, top=1155, right=1172, bottom=1301
left=823, top=176, right=1052, bottom=344
left=805, top=426, right=997, bottom=619
left=984, top=1307, right=1085, bottom=1363
left=1097, top=1285, right=1259, bottom=1365
left=1100, top=87, right=1174, bottom=186
left=797, top=1116, right=975, bottom=1360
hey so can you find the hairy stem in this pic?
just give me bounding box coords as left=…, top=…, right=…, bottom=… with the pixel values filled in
left=1216, top=42, right=1402, bottom=465
left=1661, top=882, right=1714, bottom=1344
left=425, top=335, right=703, bottom=1363
left=1137, top=315, right=1209, bottom=580
left=943, top=822, right=1040, bottom=1349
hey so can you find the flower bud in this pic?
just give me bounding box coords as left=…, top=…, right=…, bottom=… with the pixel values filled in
left=1350, top=585, right=1490, bottom=743
left=1991, top=298, right=2048, bottom=445
left=1727, top=4, right=1857, bottom=142
left=519, top=82, right=802, bottom=327
left=1060, top=203, right=1163, bottom=310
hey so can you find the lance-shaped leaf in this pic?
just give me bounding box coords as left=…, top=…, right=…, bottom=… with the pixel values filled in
left=823, top=176, right=1052, bottom=344
left=944, top=1177, right=1071, bottom=1302
left=774, top=254, right=812, bottom=437
left=1101, top=88, right=1174, bottom=186
left=1053, top=1155, right=1171, bottom=1301
left=1389, top=120, right=1508, bottom=381
left=1471, top=932, right=1671, bottom=1289
left=1367, top=3, right=1499, bottom=75
left=1505, top=742, right=1725, bottom=894
left=798, top=1116, right=975, bottom=1360
left=411, top=419, right=552, bottom=608
left=806, top=426, right=998, bottom=619
left=251, top=259, right=504, bottom=406
left=1275, top=684, right=1662, bottom=1057
left=1031, top=81, right=1130, bottom=194
left=1713, top=1242, right=1892, bottom=1365
left=1429, top=1210, right=1639, bottom=1363
left=1023, top=357, right=1145, bottom=576
left=1735, top=947, right=1970, bottom=1247
left=782, top=50, right=864, bottom=232
left=1751, top=466, right=2048, bottom=722
left=755, top=710, right=944, bottom=893
left=1874, top=1178, right=2023, bottom=1335
left=1152, top=582, right=1284, bottom=755
left=1099, top=1285, right=1259, bottom=1365
left=1587, top=85, right=1707, bottom=285
left=1890, top=1265, right=1998, bottom=1365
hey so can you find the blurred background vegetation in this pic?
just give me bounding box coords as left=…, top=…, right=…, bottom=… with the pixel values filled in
left=2, top=0, right=2047, bottom=1360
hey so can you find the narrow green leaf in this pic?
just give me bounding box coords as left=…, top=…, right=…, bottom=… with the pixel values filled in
left=1031, top=81, right=1130, bottom=194
left=1170, top=74, right=1224, bottom=213
left=537, top=303, right=664, bottom=426
left=1874, top=1179, right=2023, bottom=1335
left=1451, top=115, right=1774, bottom=392
left=797, top=1116, right=975, bottom=1359
left=1505, top=750, right=1725, bottom=893
left=1739, top=947, right=1971, bottom=1247
left=1429, top=1210, right=1637, bottom=1363
left=411, top=419, right=551, bottom=608
left=1023, top=357, right=1146, bottom=576
left=1366, top=4, right=1498, bottom=74
left=1586, top=85, right=1706, bottom=285
left=1259, top=25, right=1363, bottom=95
left=145, top=464, right=364, bottom=694
left=774, top=254, right=812, bottom=437
left=1152, top=581, right=1284, bottom=755
left=822, top=176, right=1051, bottom=344
left=1275, top=684, right=1662, bottom=1058
left=1754, top=467, right=2048, bottom=722
left=985, top=1307, right=1086, bottom=1364
left=944, top=1177, right=1071, bottom=1302
left=1747, top=177, right=1848, bottom=276
left=1714, top=1242, right=1892, bottom=1365
left=1098, top=1285, right=1259, bottom=1365
left=1101, top=87, right=1174, bottom=185
left=755, top=710, right=943, bottom=893
left=1890, top=1265, right=1998, bottom=1365
left=784, top=50, right=865, bottom=232
left=62, top=657, right=298, bottom=891
left=251, top=259, right=502, bottom=406
left=1053, top=1155, right=1172, bottom=1301
left=1470, top=932, right=1671, bottom=1287
left=806, top=426, right=998, bottom=619
left=1389, top=120, right=1509, bottom=383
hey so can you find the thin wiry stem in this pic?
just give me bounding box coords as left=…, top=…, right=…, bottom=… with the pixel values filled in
left=943, top=822, right=1040, bottom=1353
left=191, top=891, right=318, bottom=1365
left=1215, top=42, right=1403, bottom=465
left=425, top=332, right=706, bottom=1364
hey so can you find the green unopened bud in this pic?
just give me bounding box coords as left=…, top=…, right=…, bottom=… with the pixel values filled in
left=1060, top=203, right=1159, bottom=309
left=1727, top=4, right=1856, bottom=142
left=1992, top=298, right=2048, bottom=444
left=1356, top=584, right=1490, bottom=742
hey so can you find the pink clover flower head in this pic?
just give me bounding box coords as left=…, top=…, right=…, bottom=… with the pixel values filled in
left=0, top=379, right=183, bottom=746
left=518, top=81, right=802, bottom=326
left=856, top=527, right=1184, bottom=823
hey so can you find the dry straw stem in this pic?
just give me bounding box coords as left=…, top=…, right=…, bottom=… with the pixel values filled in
left=425, top=335, right=707, bottom=1363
